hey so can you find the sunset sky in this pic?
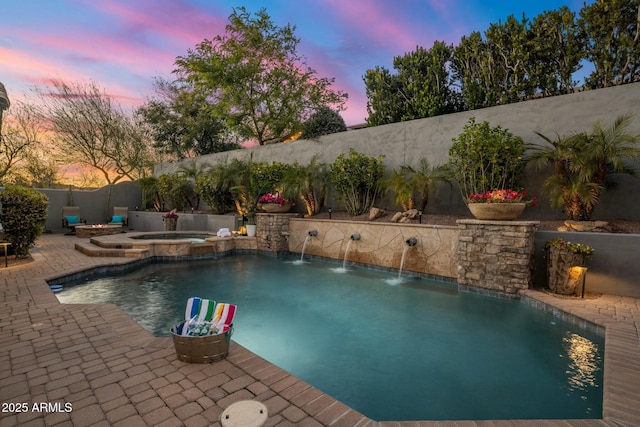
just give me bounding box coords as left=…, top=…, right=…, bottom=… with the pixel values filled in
left=1, top=0, right=589, bottom=126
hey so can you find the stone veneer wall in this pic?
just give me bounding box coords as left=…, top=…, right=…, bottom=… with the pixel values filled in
left=255, top=213, right=301, bottom=254
left=456, top=220, right=539, bottom=294
left=287, top=218, right=459, bottom=278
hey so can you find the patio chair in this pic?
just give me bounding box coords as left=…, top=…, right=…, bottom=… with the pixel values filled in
left=108, top=206, right=129, bottom=226
left=62, top=206, right=86, bottom=235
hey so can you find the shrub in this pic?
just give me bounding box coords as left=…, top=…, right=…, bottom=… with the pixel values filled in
left=329, top=149, right=386, bottom=215
left=0, top=186, right=48, bottom=258
left=448, top=118, right=525, bottom=200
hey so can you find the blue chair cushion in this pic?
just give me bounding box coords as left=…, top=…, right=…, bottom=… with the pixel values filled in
left=111, top=215, right=124, bottom=223
left=65, top=216, right=79, bottom=225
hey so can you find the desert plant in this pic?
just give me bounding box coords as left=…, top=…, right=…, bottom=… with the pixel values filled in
left=528, top=114, right=640, bottom=220
left=448, top=118, right=525, bottom=200
left=280, top=156, right=330, bottom=216
left=329, top=149, right=386, bottom=216
left=0, top=185, right=48, bottom=258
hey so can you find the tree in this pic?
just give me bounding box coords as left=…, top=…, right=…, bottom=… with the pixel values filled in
left=578, top=0, right=640, bottom=88
left=137, top=78, right=239, bottom=159
left=301, top=106, right=346, bottom=139
left=174, top=7, right=347, bottom=145
left=529, top=6, right=584, bottom=96
left=363, top=66, right=403, bottom=125
left=451, top=31, right=500, bottom=110
left=0, top=102, right=44, bottom=185
left=484, top=14, right=534, bottom=103
left=364, top=41, right=460, bottom=126
left=35, top=80, right=155, bottom=185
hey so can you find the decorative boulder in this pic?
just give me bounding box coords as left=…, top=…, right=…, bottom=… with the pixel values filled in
left=405, top=209, right=419, bottom=219
left=369, top=207, right=385, bottom=221
left=391, top=212, right=403, bottom=223
left=563, top=220, right=610, bottom=233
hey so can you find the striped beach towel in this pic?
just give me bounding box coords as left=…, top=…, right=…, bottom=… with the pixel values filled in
left=213, top=303, right=237, bottom=333
left=185, top=297, right=217, bottom=322
left=182, top=297, right=217, bottom=336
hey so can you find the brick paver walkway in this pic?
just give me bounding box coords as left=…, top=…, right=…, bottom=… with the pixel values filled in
left=1, top=233, right=639, bottom=426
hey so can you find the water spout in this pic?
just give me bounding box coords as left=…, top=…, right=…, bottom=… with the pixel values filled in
left=308, top=229, right=318, bottom=237
left=342, top=239, right=353, bottom=269
left=387, top=238, right=417, bottom=284
left=350, top=233, right=361, bottom=241
left=299, top=235, right=312, bottom=263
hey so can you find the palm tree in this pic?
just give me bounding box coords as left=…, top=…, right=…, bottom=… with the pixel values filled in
left=385, top=168, right=415, bottom=211
left=386, top=157, right=448, bottom=212
left=408, top=157, right=449, bottom=212
left=528, top=114, right=640, bottom=220
left=280, top=156, right=329, bottom=216
left=195, top=160, right=236, bottom=214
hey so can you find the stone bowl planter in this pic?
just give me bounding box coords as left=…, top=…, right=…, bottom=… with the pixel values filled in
left=259, top=203, right=293, bottom=213
left=467, top=202, right=526, bottom=220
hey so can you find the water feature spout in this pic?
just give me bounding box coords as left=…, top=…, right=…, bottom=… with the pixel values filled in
left=405, top=237, right=418, bottom=247
left=298, top=233, right=315, bottom=263
left=350, top=233, right=361, bottom=241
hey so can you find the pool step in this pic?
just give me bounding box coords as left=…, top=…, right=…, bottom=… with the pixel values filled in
left=75, top=241, right=149, bottom=258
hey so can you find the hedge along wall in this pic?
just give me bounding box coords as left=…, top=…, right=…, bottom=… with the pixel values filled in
left=155, top=83, right=640, bottom=221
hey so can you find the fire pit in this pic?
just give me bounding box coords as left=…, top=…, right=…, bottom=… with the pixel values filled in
left=75, top=224, right=123, bottom=238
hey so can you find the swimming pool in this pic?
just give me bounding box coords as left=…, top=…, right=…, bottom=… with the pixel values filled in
left=55, top=254, right=603, bottom=421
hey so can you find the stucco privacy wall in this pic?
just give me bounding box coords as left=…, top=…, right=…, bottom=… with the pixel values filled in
left=287, top=218, right=459, bottom=278
left=1, top=181, right=142, bottom=232
left=155, top=83, right=640, bottom=220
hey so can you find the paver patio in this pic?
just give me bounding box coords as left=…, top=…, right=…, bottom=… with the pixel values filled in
left=1, top=233, right=639, bottom=426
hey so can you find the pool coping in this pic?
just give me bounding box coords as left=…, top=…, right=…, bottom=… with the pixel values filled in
left=2, top=233, right=639, bottom=426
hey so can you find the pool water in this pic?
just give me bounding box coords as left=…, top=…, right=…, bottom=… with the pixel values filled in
left=56, top=254, right=603, bottom=421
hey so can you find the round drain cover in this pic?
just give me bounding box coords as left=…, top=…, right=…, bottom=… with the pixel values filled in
left=220, top=400, right=268, bottom=427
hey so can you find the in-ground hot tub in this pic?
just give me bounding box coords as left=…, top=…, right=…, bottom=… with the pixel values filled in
left=129, top=233, right=215, bottom=243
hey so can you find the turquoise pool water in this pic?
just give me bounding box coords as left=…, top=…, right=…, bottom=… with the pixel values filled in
left=56, top=254, right=603, bottom=421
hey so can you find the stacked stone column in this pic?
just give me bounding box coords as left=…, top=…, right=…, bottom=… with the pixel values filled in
left=456, top=219, right=539, bottom=294
left=255, top=213, right=300, bottom=254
